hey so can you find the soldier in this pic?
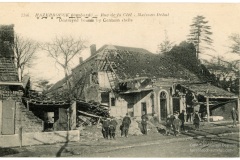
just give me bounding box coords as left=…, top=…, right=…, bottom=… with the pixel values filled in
left=121, top=113, right=131, bottom=138
left=102, top=117, right=110, bottom=139
left=109, top=116, right=118, bottom=139
left=141, top=112, right=148, bottom=135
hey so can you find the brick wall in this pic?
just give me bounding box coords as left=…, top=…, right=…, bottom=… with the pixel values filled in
left=15, top=102, right=43, bottom=133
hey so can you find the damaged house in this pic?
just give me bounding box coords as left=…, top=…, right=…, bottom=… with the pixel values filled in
left=0, top=25, right=80, bottom=148
left=0, top=25, right=46, bottom=136
left=0, top=25, right=25, bottom=135
left=48, top=42, right=238, bottom=122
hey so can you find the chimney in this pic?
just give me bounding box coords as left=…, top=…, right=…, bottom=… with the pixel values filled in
left=90, top=44, right=96, bottom=56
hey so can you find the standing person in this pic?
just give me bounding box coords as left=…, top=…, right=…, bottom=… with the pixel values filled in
left=109, top=116, right=118, bottom=139
left=231, top=107, right=238, bottom=127
left=178, top=110, right=185, bottom=132
left=193, top=111, right=201, bottom=130
left=165, top=115, right=172, bottom=136
left=121, top=113, right=131, bottom=138
left=186, top=108, right=193, bottom=122
left=172, top=112, right=181, bottom=136
left=141, top=112, right=148, bottom=135
left=102, top=117, right=110, bottom=139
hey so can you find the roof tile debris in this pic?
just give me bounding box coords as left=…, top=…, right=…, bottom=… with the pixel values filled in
left=181, top=83, right=237, bottom=98
left=107, top=49, right=200, bottom=81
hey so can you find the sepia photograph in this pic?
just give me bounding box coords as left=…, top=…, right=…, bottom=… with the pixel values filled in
left=0, top=2, right=239, bottom=158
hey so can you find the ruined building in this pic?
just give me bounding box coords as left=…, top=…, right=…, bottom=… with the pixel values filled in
left=48, top=42, right=238, bottom=121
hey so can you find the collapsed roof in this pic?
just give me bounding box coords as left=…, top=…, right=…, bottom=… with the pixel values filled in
left=181, top=83, right=237, bottom=99
left=48, top=43, right=223, bottom=96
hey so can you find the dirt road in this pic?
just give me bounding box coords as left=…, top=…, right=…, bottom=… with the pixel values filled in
left=1, top=122, right=239, bottom=157
left=85, top=134, right=239, bottom=157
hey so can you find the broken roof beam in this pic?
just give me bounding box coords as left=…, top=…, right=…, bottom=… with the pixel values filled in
left=206, top=96, right=238, bottom=99
left=78, top=110, right=103, bottom=118
left=118, top=76, right=149, bottom=83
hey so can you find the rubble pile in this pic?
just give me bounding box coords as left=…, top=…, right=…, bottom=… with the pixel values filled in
left=149, top=116, right=166, bottom=130
left=128, top=118, right=143, bottom=136
left=79, top=116, right=162, bottom=141
left=76, top=100, right=110, bottom=126
left=79, top=125, right=103, bottom=141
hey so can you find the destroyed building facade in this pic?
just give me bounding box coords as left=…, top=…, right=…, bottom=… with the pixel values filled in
left=48, top=42, right=238, bottom=121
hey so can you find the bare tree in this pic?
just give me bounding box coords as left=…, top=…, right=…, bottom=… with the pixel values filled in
left=229, top=33, right=240, bottom=55
left=41, top=36, right=87, bottom=92
left=13, top=34, right=38, bottom=81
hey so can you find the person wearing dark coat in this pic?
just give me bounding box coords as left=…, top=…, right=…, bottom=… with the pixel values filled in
left=109, top=116, right=118, bottom=139
left=141, top=112, right=149, bottom=135
left=178, top=110, right=185, bottom=132
left=231, top=107, right=238, bottom=127
left=193, top=111, right=201, bottom=130
left=102, top=117, right=110, bottom=139
left=121, top=113, right=131, bottom=137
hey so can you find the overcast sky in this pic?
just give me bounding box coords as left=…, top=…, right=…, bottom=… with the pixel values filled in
left=0, top=3, right=240, bottom=84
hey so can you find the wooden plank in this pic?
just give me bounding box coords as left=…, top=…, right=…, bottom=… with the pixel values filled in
left=78, top=110, right=102, bottom=118
left=58, top=108, right=68, bottom=131
left=70, top=102, right=76, bottom=130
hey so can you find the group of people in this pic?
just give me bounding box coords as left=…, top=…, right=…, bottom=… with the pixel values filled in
left=101, top=113, right=132, bottom=140
left=101, top=107, right=238, bottom=139
left=165, top=110, right=201, bottom=136
left=101, top=116, right=118, bottom=139
left=101, top=112, right=149, bottom=139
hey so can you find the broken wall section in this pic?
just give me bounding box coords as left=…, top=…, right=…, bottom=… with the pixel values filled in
left=15, top=102, right=43, bottom=133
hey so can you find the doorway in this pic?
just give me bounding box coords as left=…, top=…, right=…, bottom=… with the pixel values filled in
left=44, top=112, right=54, bottom=131
left=172, top=97, right=180, bottom=113
left=141, top=102, right=147, bottom=116
left=160, top=91, right=167, bottom=120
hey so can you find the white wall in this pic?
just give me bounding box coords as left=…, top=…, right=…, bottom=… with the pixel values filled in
left=0, top=130, right=80, bottom=148
left=98, top=72, right=110, bottom=88
left=133, top=92, right=153, bottom=118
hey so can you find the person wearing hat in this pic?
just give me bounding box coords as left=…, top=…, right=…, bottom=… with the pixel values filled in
left=121, top=113, right=131, bottom=137
left=178, top=110, right=186, bottom=132
left=102, top=117, right=110, bottom=139
left=193, top=111, right=201, bottom=130
left=109, top=116, right=118, bottom=139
